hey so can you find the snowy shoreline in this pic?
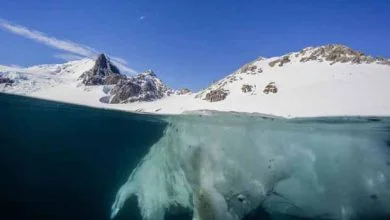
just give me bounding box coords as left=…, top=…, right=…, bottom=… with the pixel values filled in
left=2, top=92, right=390, bottom=120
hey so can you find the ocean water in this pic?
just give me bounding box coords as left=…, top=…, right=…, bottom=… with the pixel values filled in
left=1, top=93, right=389, bottom=220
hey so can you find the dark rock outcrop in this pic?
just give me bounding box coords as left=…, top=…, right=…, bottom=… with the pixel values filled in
left=240, top=64, right=258, bottom=74
left=108, top=70, right=169, bottom=104
left=110, top=80, right=142, bottom=104
left=378, top=59, right=390, bottom=65
left=279, top=56, right=291, bottom=66
left=80, top=54, right=125, bottom=85
left=177, top=88, right=191, bottom=95
left=263, top=82, right=278, bottom=94
left=268, top=60, right=279, bottom=67
left=241, top=84, right=253, bottom=93
left=0, top=76, right=14, bottom=86
left=268, top=56, right=291, bottom=67
left=204, top=89, right=229, bottom=102
left=300, top=55, right=318, bottom=62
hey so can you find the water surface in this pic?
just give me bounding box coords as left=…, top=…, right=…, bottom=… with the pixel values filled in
left=1, top=93, right=389, bottom=220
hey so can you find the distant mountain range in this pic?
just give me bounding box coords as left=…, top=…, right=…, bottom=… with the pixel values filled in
left=1, top=44, right=390, bottom=117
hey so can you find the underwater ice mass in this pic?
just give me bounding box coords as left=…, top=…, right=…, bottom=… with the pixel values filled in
left=111, top=114, right=390, bottom=220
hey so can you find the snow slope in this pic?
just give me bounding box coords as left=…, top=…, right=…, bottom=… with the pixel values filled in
left=0, top=59, right=94, bottom=94
left=1, top=45, right=390, bottom=118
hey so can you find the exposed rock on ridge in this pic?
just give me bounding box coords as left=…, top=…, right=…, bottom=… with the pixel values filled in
left=298, top=44, right=390, bottom=65
left=204, top=89, right=229, bottom=102
left=177, top=88, right=191, bottom=95
left=108, top=70, right=170, bottom=104
left=79, top=55, right=172, bottom=104
left=80, top=54, right=125, bottom=85
left=0, top=75, right=14, bottom=86
left=269, top=56, right=291, bottom=67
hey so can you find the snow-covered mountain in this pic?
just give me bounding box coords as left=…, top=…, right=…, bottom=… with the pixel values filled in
left=0, top=59, right=94, bottom=94
left=196, top=44, right=390, bottom=101
left=101, top=69, right=173, bottom=104
left=0, top=54, right=175, bottom=107
left=1, top=44, right=390, bottom=117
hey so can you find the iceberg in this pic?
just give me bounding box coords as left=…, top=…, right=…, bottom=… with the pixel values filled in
left=111, top=113, right=390, bottom=220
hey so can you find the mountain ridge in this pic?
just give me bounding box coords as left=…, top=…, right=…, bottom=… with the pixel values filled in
left=195, top=44, right=390, bottom=101
left=1, top=44, right=390, bottom=117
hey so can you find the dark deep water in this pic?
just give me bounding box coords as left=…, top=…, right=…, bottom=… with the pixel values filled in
left=0, top=93, right=167, bottom=220
left=1, top=93, right=390, bottom=220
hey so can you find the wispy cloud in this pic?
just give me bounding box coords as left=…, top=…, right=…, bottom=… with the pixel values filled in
left=0, top=19, right=97, bottom=57
left=111, top=59, right=136, bottom=74
left=0, top=19, right=136, bottom=74
left=53, top=53, right=86, bottom=61
left=139, top=16, right=146, bottom=21
left=111, top=56, right=129, bottom=66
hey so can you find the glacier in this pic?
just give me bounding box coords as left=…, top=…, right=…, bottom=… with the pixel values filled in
left=111, top=113, right=390, bottom=220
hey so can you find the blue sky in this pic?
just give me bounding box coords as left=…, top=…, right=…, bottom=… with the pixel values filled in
left=1, top=0, right=389, bottom=90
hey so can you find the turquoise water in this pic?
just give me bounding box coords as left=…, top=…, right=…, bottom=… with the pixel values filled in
left=1, top=93, right=389, bottom=220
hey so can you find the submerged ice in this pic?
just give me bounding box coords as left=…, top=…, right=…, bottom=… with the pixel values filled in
left=111, top=114, right=390, bottom=220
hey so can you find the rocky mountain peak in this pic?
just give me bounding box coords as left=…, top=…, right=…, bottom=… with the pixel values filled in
left=99, top=69, right=172, bottom=104
left=90, top=53, right=121, bottom=76
left=296, top=44, right=390, bottom=65
left=300, top=44, right=364, bottom=58
left=95, top=54, right=108, bottom=69
left=141, top=69, right=156, bottom=77
left=79, top=54, right=124, bottom=85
